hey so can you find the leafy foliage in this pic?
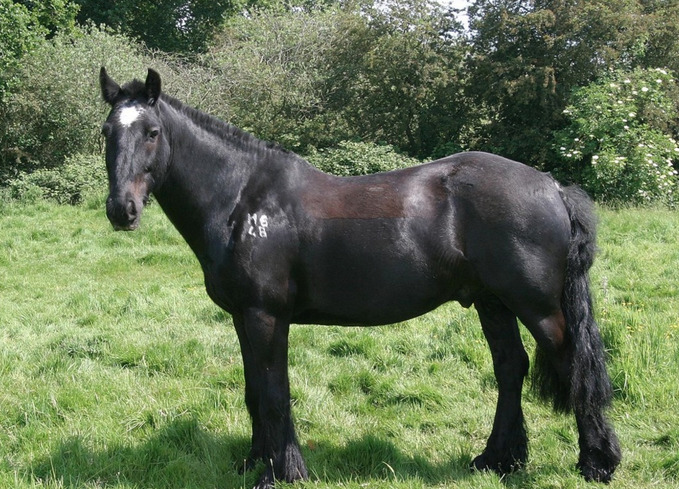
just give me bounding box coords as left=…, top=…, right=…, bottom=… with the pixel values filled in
left=9, top=153, right=106, bottom=204
left=16, top=0, right=79, bottom=36
left=0, top=24, right=217, bottom=185
left=322, top=0, right=465, bottom=158
left=555, top=68, right=679, bottom=204
left=465, top=0, right=651, bottom=166
left=0, top=0, right=79, bottom=94
left=3, top=0, right=679, bottom=205
left=307, top=141, right=420, bottom=176
left=0, top=25, right=148, bottom=180
left=0, top=0, right=44, bottom=95
left=73, top=0, right=248, bottom=54
left=208, top=6, right=351, bottom=152
left=637, top=0, right=679, bottom=76
left=208, top=1, right=465, bottom=157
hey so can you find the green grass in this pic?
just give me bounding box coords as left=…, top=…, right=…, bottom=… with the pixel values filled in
left=0, top=196, right=678, bottom=488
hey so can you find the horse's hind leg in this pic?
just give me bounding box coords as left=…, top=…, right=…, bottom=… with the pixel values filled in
left=471, top=294, right=530, bottom=474
left=522, top=308, right=621, bottom=483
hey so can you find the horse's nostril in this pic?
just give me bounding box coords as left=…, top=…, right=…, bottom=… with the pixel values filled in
left=126, top=199, right=137, bottom=217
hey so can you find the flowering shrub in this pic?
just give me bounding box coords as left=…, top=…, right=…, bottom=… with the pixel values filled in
left=555, top=68, right=679, bottom=204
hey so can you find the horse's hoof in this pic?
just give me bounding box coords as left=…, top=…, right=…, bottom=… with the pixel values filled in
left=471, top=451, right=524, bottom=475
left=577, top=442, right=621, bottom=483
left=579, top=464, right=613, bottom=484
left=577, top=457, right=618, bottom=484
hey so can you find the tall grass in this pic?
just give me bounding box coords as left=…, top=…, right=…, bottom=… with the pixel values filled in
left=0, top=197, right=677, bottom=488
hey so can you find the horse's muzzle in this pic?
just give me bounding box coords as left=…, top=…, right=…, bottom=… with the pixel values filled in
left=106, top=194, right=142, bottom=231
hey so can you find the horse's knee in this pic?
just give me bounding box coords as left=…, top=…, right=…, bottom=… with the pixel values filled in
left=475, top=297, right=529, bottom=381
left=490, top=346, right=529, bottom=386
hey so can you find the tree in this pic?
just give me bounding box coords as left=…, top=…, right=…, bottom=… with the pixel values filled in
left=207, top=0, right=466, bottom=157
left=0, top=0, right=45, bottom=96
left=13, top=0, right=79, bottom=37
left=324, top=0, right=466, bottom=158
left=0, top=26, right=149, bottom=181
left=207, top=6, right=352, bottom=151
left=0, top=23, right=223, bottom=183
left=73, top=0, right=249, bottom=53
left=464, top=0, right=646, bottom=167
left=1, top=0, right=78, bottom=96
left=637, top=0, right=679, bottom=75
left=0, top=0, right=80, bottom=183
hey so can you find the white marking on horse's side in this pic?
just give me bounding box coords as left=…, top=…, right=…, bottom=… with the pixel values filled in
left=119, top=105, right=143, bottom=127
left=247, top=212, right=270, bottom=238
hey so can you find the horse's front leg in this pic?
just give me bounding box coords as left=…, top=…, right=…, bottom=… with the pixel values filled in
left=233, top=314, right=265, bottom=473
left=235, top=308, right=308, bottom=489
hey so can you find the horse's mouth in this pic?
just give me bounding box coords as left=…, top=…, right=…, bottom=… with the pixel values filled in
left=107, top=211, right=141, bottom=231
left=112, top=221, right=139, bottom=231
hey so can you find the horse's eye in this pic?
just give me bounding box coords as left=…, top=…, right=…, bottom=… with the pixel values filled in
left=148, top=128, right=160, bottom=140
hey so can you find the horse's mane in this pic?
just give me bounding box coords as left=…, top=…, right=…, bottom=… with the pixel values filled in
left=121, top=79, right=290, bottom=157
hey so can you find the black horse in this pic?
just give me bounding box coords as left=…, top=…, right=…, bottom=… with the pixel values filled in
left=99, top=68, right=621, bottom=488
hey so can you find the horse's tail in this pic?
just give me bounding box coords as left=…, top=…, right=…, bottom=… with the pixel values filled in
left=532, top=185, right=613, bottom=413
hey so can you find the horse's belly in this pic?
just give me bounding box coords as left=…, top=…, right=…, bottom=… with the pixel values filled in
left=294, top=238, right=477, bottom=325
left=292, top=283, right=450, bottom=326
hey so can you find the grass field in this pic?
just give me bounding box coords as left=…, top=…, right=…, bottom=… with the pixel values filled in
left=0, top=196, right=677, bottom=489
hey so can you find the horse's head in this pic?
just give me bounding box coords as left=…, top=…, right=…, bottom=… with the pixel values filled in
left=99, top=67, right=169, bottom=231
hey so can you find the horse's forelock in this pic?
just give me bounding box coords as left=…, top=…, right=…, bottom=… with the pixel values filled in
left=113, top=79, right=152, bottom=106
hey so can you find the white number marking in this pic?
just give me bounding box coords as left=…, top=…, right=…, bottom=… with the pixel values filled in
left=248, top=213, right=269, bottom=239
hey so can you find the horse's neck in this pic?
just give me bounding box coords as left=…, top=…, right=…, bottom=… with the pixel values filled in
left=153, top=105, right=254, bottom=256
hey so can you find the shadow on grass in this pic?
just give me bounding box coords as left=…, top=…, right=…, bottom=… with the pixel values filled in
left=28, top=418, right=545, bottom=487
left=302, top=433, right=475, bottom=486
left=29, top=418, right=251, bottom=488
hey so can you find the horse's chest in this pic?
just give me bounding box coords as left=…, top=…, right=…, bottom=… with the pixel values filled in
left=200, top=225, right=296, bottom=313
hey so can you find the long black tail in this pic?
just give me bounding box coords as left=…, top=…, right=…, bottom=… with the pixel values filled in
left=532, top=185, right=613, bottom=413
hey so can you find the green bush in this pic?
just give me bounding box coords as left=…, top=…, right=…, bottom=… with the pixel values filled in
left=0, top=25, right=150, bottom=180
left=307, top=141, right=420, bottom=177
left=555, top=67, right=679, bottom=204
left=9, top=153, right=106, bottom=204
left=0, top=0, right=46, bottom=96
left=0, top=23, right=220, bottom=191
left=207, top=1, right=463, bottom=158
left=208, top=7, right=353, bottom=153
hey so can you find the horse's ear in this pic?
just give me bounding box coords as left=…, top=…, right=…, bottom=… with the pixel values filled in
left=100, top=67, right=121, bottom=105
left=145, top=69, right=161, bottom=106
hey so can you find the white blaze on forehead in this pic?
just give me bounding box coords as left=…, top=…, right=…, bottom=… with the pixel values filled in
left=118, top=104, right=144, bottom=127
